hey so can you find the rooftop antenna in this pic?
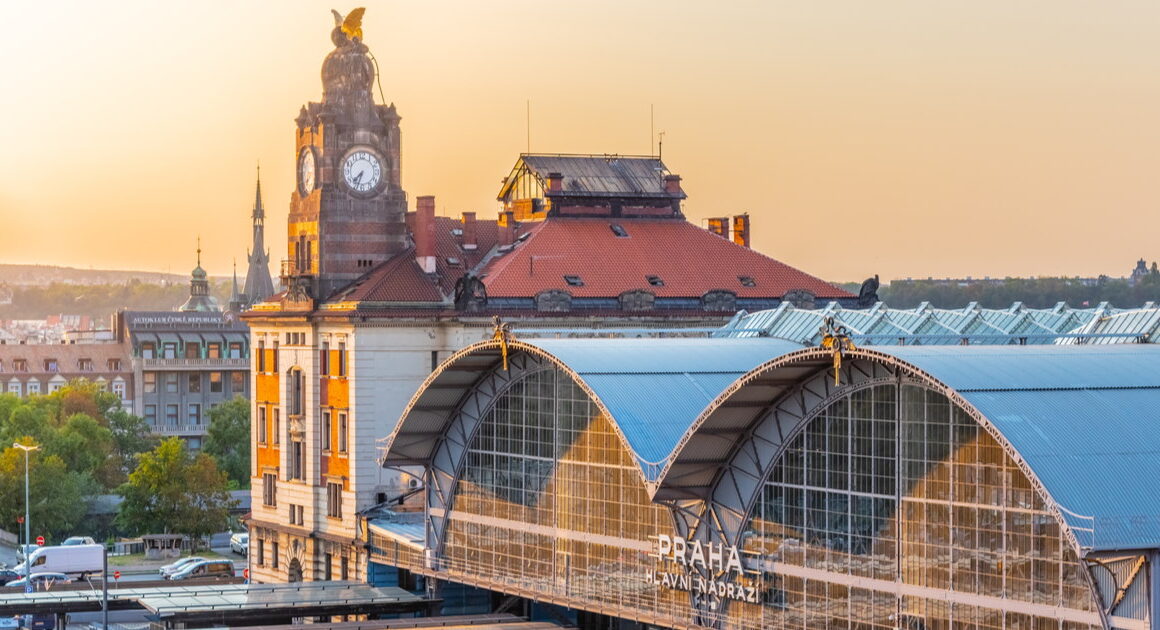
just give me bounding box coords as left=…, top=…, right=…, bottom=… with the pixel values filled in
left=658, top=131, right=666, bottom=160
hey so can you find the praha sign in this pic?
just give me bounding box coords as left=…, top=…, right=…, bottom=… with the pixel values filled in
left=645, top=534, right=760, bottom=605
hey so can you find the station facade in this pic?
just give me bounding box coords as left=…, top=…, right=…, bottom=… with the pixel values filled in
left=376, top=337, right=1160, bottom=630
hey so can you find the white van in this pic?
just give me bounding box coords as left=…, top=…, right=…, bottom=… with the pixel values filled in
left=16, top=544, right=103, bottom=578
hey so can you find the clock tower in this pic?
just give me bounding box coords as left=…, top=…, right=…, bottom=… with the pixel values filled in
left=287, top=11, right=407, bottom=300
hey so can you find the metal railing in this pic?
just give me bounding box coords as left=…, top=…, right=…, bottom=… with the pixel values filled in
left=141, top=357, right=248, bottom=369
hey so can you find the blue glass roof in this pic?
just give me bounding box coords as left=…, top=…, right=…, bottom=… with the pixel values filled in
left=526, top=338, right=803, bottom=473
left=870, top=344, right=1160, bottom=551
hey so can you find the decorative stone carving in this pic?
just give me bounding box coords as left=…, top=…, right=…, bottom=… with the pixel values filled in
left=535, top=290, right=573, bottom=313
left=701, top=290, right=738, bottom=312
left=783, top=289, right=817, bottom=310
left=454, top=272, right=488, bottom=311
left=618, top=289, right=656, bottom=312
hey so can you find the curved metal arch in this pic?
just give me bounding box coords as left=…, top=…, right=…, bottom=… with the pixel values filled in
left=381, top=339, right=688, bottom=560
left=660, top=346, right=1111, bottom=627
left=381, top=339, right=683, bottom=488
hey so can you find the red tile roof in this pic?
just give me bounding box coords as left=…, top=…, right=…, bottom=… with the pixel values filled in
left=480, top=218, right=849, bottom=299
left=317, top=216, right=849, bottom=308
left=333, top=247, right=445, bottom=303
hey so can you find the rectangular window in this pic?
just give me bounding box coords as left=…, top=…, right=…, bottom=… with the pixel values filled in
left=327, top=482, right=343, bottom=518
left=229, top=342, right=243, bottom=359
left=7, top=382, right=19, bottom=396
left=185, top=342, right=200, bottom=359
left=258, top=407, right=267, bottom=443
left=322, top=411, right=332, bottom=451
left=262, top=472, right=277, bottom=507
left=257, top=340, right=265, bottom=372
left=431, top=350, right=439, bottom=372
left=107, top=358, right=121, bottom=371
left=165, top=373, right=178, bottom=393
left=188, top=373, right=201, bottom=393
left=273, top=409, right=280, bottom=445
left=144, top=404, right=157, bottom=424
left=320, top=341, right=329, bottom=376
left=165, top=404, right=179, bottom=425
left=13, top=359, right=27, bottom=372
left=272, top=341, right=279, bottom=371
left=188, top=403, right=201, bottom=425
left=231, top=371, right=245, bottom=394
left=26, top=381, right=39, bottom=395
left=325, top=552, right=333, bottom=581
left=44, top=359, right=57, bottom=372
left=337, top=342, right=346, bottom=376
left=112, top=381, right=125, bottom=400
left=207, top=343, right=221, bottom=359
left=257, top=539, right=265, bottom=566
left=338, top=413, right=348, bottom=454
left=341, top=555, right=348, bottom=580
left=290, top=440, right=305, bottom=480
left=162, top=343, right=177, bottom=359
left=78, top=358, right=92, bottom=371
left=140, top=343, right=155, bottom=359
left=289, top=370, right=304, bottom=416
left=209, top=372, right=223, bottom=393
left=273, top=542, right=279, bottom=569
left=144, top=372, right=157, bottom=393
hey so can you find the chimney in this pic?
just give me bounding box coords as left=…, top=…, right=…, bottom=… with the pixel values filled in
left=706, top=218, right=729, bottom=239
left=415, top=195, right=436, bottom=274
left=546, top=172, right=563, bottom=193
left=664, top=174, right=682, bottom=195
left=498, top=211, right=516, bottom=247
left=461, top=212, right=478, bottom=250
left=732, top=214, right=751, bottom=248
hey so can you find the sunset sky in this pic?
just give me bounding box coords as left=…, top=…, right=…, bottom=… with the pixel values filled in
left=1, top=1, right=1157, bottom=283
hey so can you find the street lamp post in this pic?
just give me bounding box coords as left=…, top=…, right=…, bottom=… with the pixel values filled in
left=12, top=442, right=39, bottom=554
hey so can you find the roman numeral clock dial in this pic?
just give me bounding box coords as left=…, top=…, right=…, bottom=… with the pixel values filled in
left=342, top=150, right=383, bottom=194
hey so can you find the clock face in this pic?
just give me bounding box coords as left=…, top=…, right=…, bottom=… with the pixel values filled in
left=342, top=150, right=382, bottom=193
left=298, top=148, right=316, bottom=195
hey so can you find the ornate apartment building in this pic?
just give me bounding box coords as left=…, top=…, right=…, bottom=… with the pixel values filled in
left=244, top=10, right=853, bottom=584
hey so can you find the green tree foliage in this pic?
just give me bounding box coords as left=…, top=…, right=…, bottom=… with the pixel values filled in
left=203, top=397, right=250, bottom=488
left=116, top=438, right=236, bottom=550
left=0, top=442, right=94, bottom=542
left=107, top=409, right=158, bottom=484
left=837, top=274, right=1160, bottom=310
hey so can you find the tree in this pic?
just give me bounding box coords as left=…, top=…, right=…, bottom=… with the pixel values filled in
left=203, top=397, right=250, bottom=488
left=0, top=442, right=92, bottom=542
left=106, top=409, right=157, bottom=484
left=117, top=438, right=236, bottom=550
left=45, top=413, right=116, bottom=487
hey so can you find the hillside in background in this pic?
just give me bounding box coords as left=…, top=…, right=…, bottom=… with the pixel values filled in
left=0, top=279, right=235, bottom=323
left=0, top=263, right=188, bottom=287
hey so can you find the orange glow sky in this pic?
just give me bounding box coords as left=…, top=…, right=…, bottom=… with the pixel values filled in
left=1, top=1, right=1157, bottom=282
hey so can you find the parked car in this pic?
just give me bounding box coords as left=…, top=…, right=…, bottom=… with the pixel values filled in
left=169, top=559, right=235, bottom=581
left=16, top=545, right=104, bottom=578
left=0, top=570, right=19, bottom=586
left=7, top=572, right=72, bottom=590
left=159, top=556, right=207, bottom=579
left=15, top=544, right=38, bottom=561
left=60, top=536, right=96, bottom=546
left=229, top=533, right=249, bottom=556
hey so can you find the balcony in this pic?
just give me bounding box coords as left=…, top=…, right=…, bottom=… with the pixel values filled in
left=141, top=357, right=248, bottom=370
left=149, top=423, right=208, bottom=436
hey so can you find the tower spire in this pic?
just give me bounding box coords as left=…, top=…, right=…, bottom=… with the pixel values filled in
left=253, top=163, right=265, bottom=220
left=197, top=236, right=202, bottom=267
left=243, top=162, right=275, bottom=306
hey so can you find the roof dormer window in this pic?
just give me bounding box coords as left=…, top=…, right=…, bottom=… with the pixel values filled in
left=564, top=275, right=584, bottom=287
left=647, top=275, right=665, bottom=287
left=610, top=224, right=629, bottom=238
left=738, top=276, right=757, bottom=288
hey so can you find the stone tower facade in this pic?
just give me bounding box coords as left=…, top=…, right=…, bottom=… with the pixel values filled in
left=286, top=22, right=407, bottom=300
